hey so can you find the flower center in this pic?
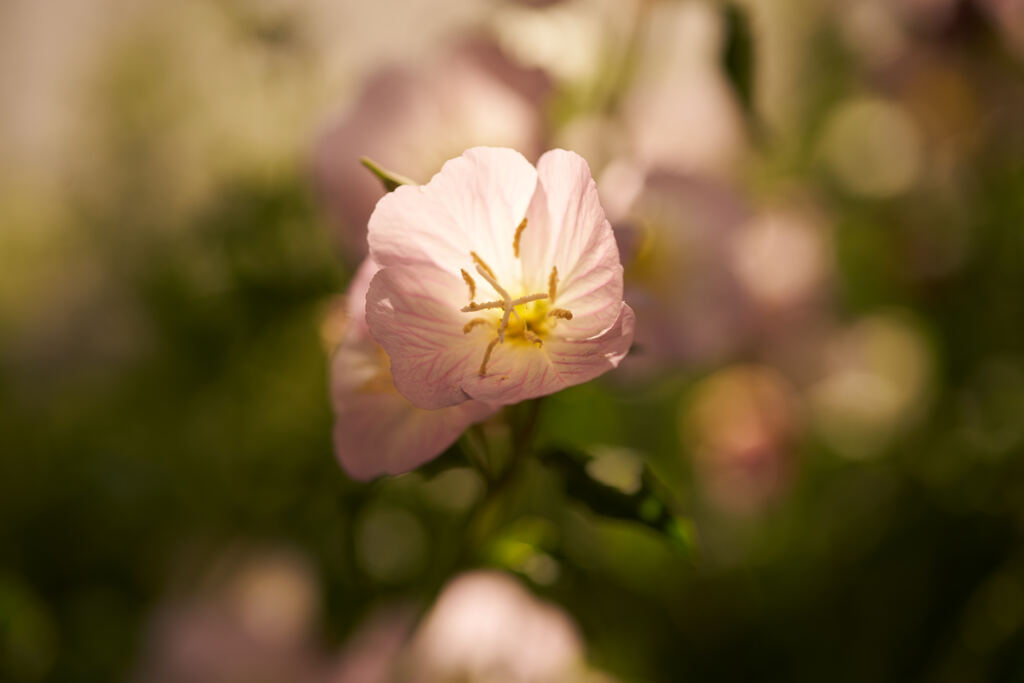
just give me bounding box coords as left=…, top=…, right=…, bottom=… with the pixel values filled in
left=457, top=218, right=574, bottom=376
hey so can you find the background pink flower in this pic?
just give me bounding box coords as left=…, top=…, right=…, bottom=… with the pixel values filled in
left=312, top=40, right=549, bottom=260
left=330, top=258, right=496, bottom=480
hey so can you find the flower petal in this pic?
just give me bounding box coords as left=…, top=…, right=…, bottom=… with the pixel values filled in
left=519, top=149, right=624, bottom=338
left=366, top=263, right=482, bottom=409
left=331, top=342, right=496, bottom=481
left=462, top=303, right=635, bottom=405
left=368, top=147, right=538, bottom=290
left=343, top=256, right=381, bottom=343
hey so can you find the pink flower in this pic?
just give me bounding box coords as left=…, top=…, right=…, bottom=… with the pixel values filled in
left=312, top=41, right=548, bottom=259
left=365, top=147, right=634, bottom=409
left=330, top=258, right=496, bottom=480
left=405, top=571, right=584, bottom=682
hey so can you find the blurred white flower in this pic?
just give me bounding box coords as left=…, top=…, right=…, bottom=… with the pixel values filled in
left=404, top=571, right=585, bottom=682
left=492, top=0, right=636, bottom=85
left=611, top=174, right=755, bottom=370
left=133, top=548, right=329, bottom=683
left=623, top=1, right=748, bottom=179
left=729, top=209, right=829, bottom=311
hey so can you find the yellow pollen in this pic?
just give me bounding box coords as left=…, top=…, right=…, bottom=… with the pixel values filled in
left=470, top=251, right=497, bottom=281
left=479, top=337, right=500, bottom=376
left=463, top=318, right=490, bottom=333
left=513, top=218, right=528, bottom=258
left=459, top=252, right=568, bottom=377
left=461, top=269, right=476, bottom=300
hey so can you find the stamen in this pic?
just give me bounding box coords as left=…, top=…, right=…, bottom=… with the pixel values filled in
left=478, top=337, right=500, bottom=376
left=470, top=251, right=497, bottom=281
left=462, top=300, right=504, bottom=312
left=548, top=266, right=559, bottom=302
left=463, top=318, right=490, bottom=334
left=513, top=218, right=528, bottom=258
left=460, top=269, right=476, bottom=301
left=457, top=255, right=555, bottom=364
left=474, top=264, right=516, bottom=342
left=548, top=308, right=573, bottom=320
left=523, top=330, right=544, bottom=347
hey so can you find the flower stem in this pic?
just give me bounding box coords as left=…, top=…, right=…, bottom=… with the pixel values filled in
left=454, top=398, right=545, bottom=567
left=460, top=424, right=493, bottom=483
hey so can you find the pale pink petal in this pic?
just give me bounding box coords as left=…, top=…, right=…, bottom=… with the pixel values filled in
left=344, top=256, right=380, bottom=342
left=365, top=264, right=481, bottom=410
left=330, top=344, right=496, bottom=481
left=518, top=149, right=624, bottom=338
left=462, top=303, right=635, bottom=405
left=368, top=147, right=538, bottom=288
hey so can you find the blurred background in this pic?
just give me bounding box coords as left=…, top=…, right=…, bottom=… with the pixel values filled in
left=2, top=0, right=1024, bottom=681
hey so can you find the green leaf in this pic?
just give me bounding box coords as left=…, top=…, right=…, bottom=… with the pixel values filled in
left=360, top=157, right=416, bottom=192
left=722, top=3, right=754, bottom=114
left=542, top=447, right=692, bottom=556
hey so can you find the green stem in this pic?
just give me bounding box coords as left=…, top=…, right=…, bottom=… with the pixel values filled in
left=460, top=424, right=493, bottom=483
left=454, top=398, right=545, bottom=567
left=496, top=397, right=544, bottom=492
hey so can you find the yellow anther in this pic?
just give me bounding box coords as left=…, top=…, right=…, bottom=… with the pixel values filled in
left=548, top=266, right=559, bottom=302
left=478, top=337, right=500, bottom=376
left=461, top=269, right=476, bottom=301
left=463, top=318, right=490, bottom=334
left=523, top=330, right=544, bottom=347
left=470, top=251, right=497, bottom=281
left=513, top=217, right=528, bottom=258
left=548, top=308, right=573, bottom=320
